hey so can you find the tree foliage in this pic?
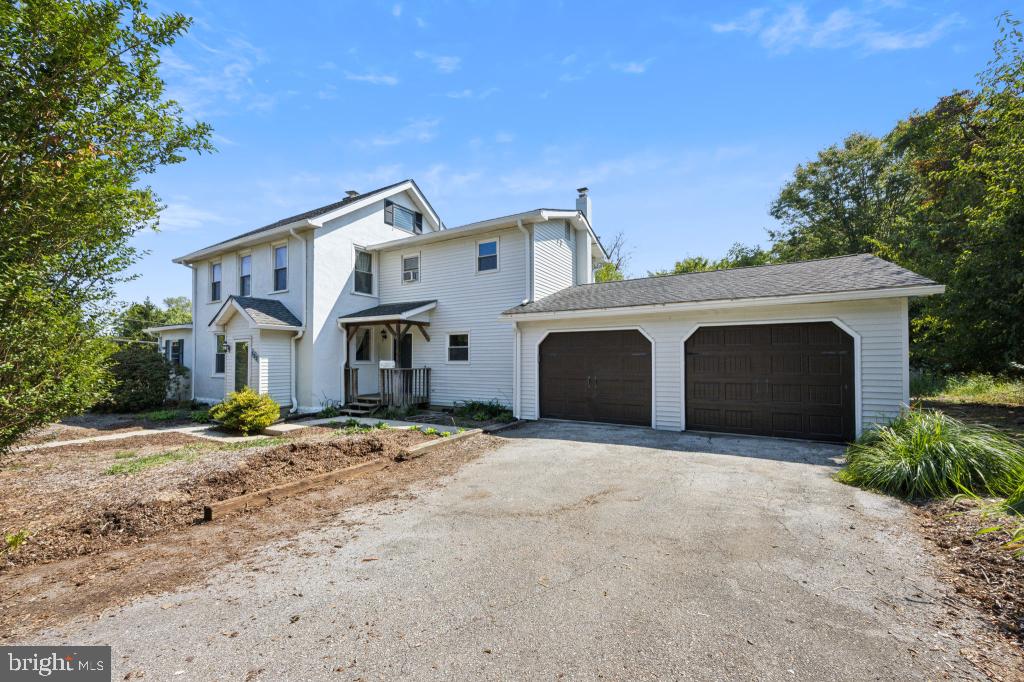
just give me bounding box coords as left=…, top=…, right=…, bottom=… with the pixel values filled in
left=116, top=296, right=192, bottom=340
left=648, top=243, right=771, bottom=276
left=0, top=0, right=211, bottom=450
left=95, top=342, right=171, bottom=413
left=594, top=231, right=631, bottom=282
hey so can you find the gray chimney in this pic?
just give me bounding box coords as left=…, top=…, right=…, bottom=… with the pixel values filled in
left=345, top=190, right=360, bottom=198
left=576, top=187, right=592, bottom=224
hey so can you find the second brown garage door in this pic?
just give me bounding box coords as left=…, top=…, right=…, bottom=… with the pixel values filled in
left=539, top=330, right=651, bottom=426
left=685, top=322, right=855, bottom=442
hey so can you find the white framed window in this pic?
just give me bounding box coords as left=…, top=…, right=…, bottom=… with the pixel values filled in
left=402, top=253, right=420, bottom=283
left=238, top=254, right=251, bottom=297
left=209, top=261, right=222, bottom=301
left=214, top=334, right=227, bottom=375
left=354, top=329, right=372, bottom=362
left=272, top=244, right=288, bottom=292
left=384, top=199, right=423, bottom=234
left=354, top=249, right=373, bottom=294
left=477, top=239, right=498, bottom=273
left=447, top=332, right=469, bottom=363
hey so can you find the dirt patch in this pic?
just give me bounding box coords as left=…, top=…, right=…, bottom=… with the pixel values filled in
left=1, top=428, right=429, bottom=570
left=0, top=433, right=503, bottom=641
left=913, top=498, right=1024, bottom=675
left=920, top=400, right=1024, bottom=438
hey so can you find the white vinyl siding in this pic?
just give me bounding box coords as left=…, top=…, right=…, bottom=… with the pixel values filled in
left=377, top=226, right=528, bottom=407
left=533, top=220, right=575, bottom=299
left=516, top=297, right=910, bottom=434
left=260, top=329, right=293, bottom=407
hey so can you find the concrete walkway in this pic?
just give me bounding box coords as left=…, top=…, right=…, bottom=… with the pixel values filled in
left=27, top=421, right=990, bottom=680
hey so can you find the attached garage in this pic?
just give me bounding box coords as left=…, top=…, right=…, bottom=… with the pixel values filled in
left=506, top=255, right=945, bottom=441
left=539, top=330, right=651, bottom=426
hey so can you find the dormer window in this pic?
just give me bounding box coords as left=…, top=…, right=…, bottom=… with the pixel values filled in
left=384, top=200, right=423, bottom=234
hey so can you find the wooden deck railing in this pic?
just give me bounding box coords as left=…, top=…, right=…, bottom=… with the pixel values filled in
left=344, top=367, right=360, bottom=404
left=379, top=367, right=431, bottom=408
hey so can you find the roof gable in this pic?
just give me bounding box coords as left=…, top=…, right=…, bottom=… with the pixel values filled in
left=210, top=296, right=303, bottom=329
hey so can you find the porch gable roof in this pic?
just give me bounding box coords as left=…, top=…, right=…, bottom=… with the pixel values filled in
left=338, top=300, right=437, bottom=325
left=209, top=296, right=303, bottom=330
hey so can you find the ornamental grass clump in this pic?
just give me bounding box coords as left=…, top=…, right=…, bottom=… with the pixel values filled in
left=209, top=387, right=280, bottom=435
left=836, top=409, right=1024, bottom=500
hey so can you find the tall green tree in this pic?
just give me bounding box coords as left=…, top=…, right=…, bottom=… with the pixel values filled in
left=115, top=296, right=192, bottom=340
left=767, top=132, right=918, bottom=262
left=648, top=243, right=772, bottom=276
left=0, top=0, right=212, bottom=450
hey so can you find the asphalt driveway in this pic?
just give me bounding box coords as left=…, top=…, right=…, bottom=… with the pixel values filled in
left=33, top=421, right=990, bottom=680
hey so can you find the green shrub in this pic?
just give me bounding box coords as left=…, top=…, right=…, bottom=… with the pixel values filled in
left=208, top=387, right=280, bottom=435
left=836, top=409, right=1024, bottom=499
left=423, top=427, right=438, bottom=436
left=95, top=343, right=171, bottom=413
left=453, top=399, right=513, bottom=422
left=189, top=409, right=211, bottom=424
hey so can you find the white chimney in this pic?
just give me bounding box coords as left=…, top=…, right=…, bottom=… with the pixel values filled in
left=576, top=187, right=592, bottom=224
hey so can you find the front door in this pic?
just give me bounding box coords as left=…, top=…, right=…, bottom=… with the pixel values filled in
left=234, top=340, right=249, bottom=391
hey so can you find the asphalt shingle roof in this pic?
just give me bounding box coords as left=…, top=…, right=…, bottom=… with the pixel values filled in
left=339, top=300, right=437, bottom=319
left=504, top=254, right=938, bottom=316
left=212, top=296, right=303, bottom=328
left=207, top=180, right=413, bottom=248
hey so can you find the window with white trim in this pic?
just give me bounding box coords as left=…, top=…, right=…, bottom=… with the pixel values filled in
left=273, top=244, right=288, bottom=291
left=239, top=254, right=251, bottom=296
left=384, top=200, right=423, bottom=234
left=355, top=329, right=371, bottom=362
left=355, top=250, right=373, bottom=294
left=214, top=334, right=227, bottom=374
left=477, top=239, right=498, bottom=272
left=164, top=339, right=184, bottom=367
left=447, top=333, right=469, bottom=362
left=210, top=262, right=222, bottom=301
left=402, top=254, right=419, bottom=283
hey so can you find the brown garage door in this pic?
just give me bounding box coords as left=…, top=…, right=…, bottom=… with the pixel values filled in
left=685, top=322, right=855, bottom=442
left=539, top=330, right=651, bottom=426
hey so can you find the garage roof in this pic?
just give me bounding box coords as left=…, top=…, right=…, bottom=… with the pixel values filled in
left=504, top=254, right=942, bottom=316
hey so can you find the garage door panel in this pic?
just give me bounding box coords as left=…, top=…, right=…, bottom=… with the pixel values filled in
left=685, top=322, right=855, bottom=442
left=540, top=330, right=651, bottom=427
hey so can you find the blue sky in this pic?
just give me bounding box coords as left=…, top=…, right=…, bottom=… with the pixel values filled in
left=126, top=0, right=1008, bottom=303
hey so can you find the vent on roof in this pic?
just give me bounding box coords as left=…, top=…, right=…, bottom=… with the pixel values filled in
left=345, top=190, right=360, bottom=198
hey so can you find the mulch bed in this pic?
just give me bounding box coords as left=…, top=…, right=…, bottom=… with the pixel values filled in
left=1, top=428, right=431, bottom=570
left=919, top=400, right=1024, bottom=439
left=914, top=498, right=1024, bottom=650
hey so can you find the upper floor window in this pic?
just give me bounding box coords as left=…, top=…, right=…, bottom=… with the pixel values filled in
left=210, top=262, right=222, bottom=301
left=355, top=329, right=371, bottom=362
left=477, top=239, right=498, bottom=272
left=355, top=250, right=373, bottom=294
left=273, top=245, right=287, bottom=291
left=402, top=254, right=420, bottom=283
left=215, top=334, right=227, bottom=374
left=384, top=200, right=423, bottom=234
left=239, top=254, right=251, bottom=296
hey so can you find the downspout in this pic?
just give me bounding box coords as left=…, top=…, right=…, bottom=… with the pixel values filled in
left=186, top=263, right=197, bottom=401
left=512, top=320, right=520, bottom=418
left=288, top=227, right=309, bottom=413
left=516, top=219, right=532, bottom=304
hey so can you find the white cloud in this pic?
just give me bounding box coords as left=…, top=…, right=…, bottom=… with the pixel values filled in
left=319, top=60, right=337, bottom=70
left=161, top=34, right=271, bottom=117
left=710, top=5, right=962, bottom=54
left=414, top=50, right=461, bottom=73
left=345, top=71, right=399, bottom=86
left=158, top=202, right=227, bottom=232
left=445, top=87, right=498, bottom=99
left=415, top=17, right=428, bottom=28
left=392, top=4, right=402, bottom=17
left=362, top=119, right=440, bottom=146
left=495, top=131, right=515, bottom=144
left=611, top=59, right=653, bottom=74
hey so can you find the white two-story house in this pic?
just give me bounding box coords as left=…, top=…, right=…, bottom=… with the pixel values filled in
left=161, top=178, right=944, bottom=443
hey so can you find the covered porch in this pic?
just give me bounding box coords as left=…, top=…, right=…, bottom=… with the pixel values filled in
left=338, top=300, right=436, bottom=413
